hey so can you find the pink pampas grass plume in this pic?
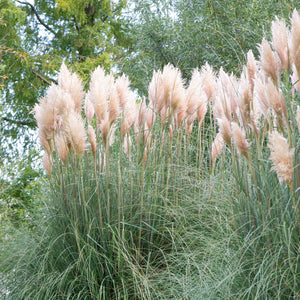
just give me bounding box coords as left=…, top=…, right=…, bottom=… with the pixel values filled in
left=55, top=133, right=68, bottom=164
left=109, top=85, right=120, bottom=124
left=266, top=78, right=287, bottom=125
left=138, top=97, right=147, bottom=128
left=88, top=125, right=97, bottom=157
left=58, top=63, right=84, bottom=112
left=186, top=69, right=207, bottom=126
left=246, top=50, right=257, bottom=91
left=253, top=71, right=270, bottom=116
left=197, top=100, right=207, bottom=126
left=186, top=69, right=202, bottom=116
left=217, top=117, right=232, bottom=147
left=211, top=132, right=224, bottom=164
left=290, top=9, right=300, bottom=73
left=269, top=131, right=294, bottom=185
left=259, top=38, right=279, bottom=83
left=148, top=70, right=164, bottom=112
left=39, top=130, right=52, bottom=155
left=84, top=97, right=94, bottom=124
left=65, top=111, right=87, bottom=156
left=200, top=63, right=215, bottom=100
left=271, top=17, right=290, bottom=71
left=121, top=93, right=138, bottom=137
left=231, top=122, right=250, bottom=159
left=146, top=106, right=155, bottom=130
left=100, top=117, right=110, bottom=145
left=162, top=64, right=186, bottom=113
left=115, top=74, right=130, bottom=109
left=88, top=66, right=110, bottom=126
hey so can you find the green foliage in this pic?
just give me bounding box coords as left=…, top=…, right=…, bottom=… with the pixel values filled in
left=0, top=151, right=44, bottom=240
left=0, top=0, right=131, bottom=157
left=124, top=0, right=300, bottom=94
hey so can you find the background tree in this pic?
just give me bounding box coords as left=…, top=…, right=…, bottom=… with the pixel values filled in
left=0, top=0, right=131, bottom=160
left=123, top=0, right=300, bottom=94
left=0, top=0, right=131, bottom=229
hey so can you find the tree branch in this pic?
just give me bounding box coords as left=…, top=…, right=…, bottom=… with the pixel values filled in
left=2, top=117, right=34, bottom=127
left=16, top=1, right=56, bottom=36
left=32, top=70, right=57, bottom=85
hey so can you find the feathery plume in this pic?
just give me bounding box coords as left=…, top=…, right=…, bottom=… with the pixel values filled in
left=39, top=130, right=52, bottom=155
left=211, top=132, right=224, bottom=164
left=115, top=74, right=130, bottom=109
left=55, top=133, right=68, bottom=164
left=148, top=70, right=164, bottom=112
left=85, top=97, right=95, bottom=124
left=146, top=106, right=155, bottom=130
left=162, top=64, right=186, bottom=113
left=217, top=117, right=232, bottom=147
left=231, top=122, right=250, bottom=159
left=290, top=9, right=300, bottom=72
left=259, top=38, right=279, bottom=82
left=266, top=78, right=287, bottom=125
left=271, top=17, right=290, bottom=71
left=200, top=63, right=215, bottom=100
left=88, top=66, right=110, bottom=126
left=65, top=111, right=87, bottom=156
left=246, top=50, right=257, bottom=91
left=121, top=93, right=138, bottom=137
left=58, top=63, right=84, bottom=112
left=88, top=125, right=97, bottom=157
left=109, top=85, right=120, bottom=124
left=138, top=97, right=147, bottom=128
left=269, top=131, right=294, bottom=185
left=253, top=71, right=270, bottom=116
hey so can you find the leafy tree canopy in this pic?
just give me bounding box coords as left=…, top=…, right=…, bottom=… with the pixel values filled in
left=0, top=0, right=131, bottom=160
left=124, top=0, right=300, bottom=94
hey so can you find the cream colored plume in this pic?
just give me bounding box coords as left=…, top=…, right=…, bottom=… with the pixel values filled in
left=115, top=74, right=130, bottom=109
left=231, top=122, right=250, bottom=159
left=269, top=131, right=294, bottom=185
left=290, top=9, right=300, bottom=72
left=271, top=17, right=290, bottom=71
left=88, top=125, right=97, bottom=157
left=162, top=64, right=186, bottom=114
left=265, top=78, right=287, bottom=124
left=58, top=63, right=84, bottom=112
left=186, top=69, right=207, bottom=126
left=121, top=92, right=138, bottom=137
left=211, top=132, right=224, bottom=164
left=54, top=133, right=68, bottom=164
left=200, top=63, right=215, bottom=100
left=217, top=117, right=232, bottom=147
left=65, top=111, right=87, bottom=156
left=87, top=66, right=110, bottom=126
left=259, top=38, right=279, bottom=82
left=148, top=70, right=164, bottom=112
left=246, top=50, right=257, bottom=91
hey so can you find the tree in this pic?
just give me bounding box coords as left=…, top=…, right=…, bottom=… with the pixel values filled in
left=0, top=0, right=131, bottom=160
left=0, top=0, right=132, bottom=230
left=123, top=0, right=300, bottom=94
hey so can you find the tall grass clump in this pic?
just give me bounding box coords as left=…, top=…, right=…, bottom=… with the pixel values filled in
left=2, top=10, right=300, bottom=300
left=210, top=10, right=300, bottom=298
left=1, top=61, right=227, bottom=299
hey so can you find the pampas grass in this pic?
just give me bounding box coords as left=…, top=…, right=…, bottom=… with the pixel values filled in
left=2, top=10, right=300, bottom=300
